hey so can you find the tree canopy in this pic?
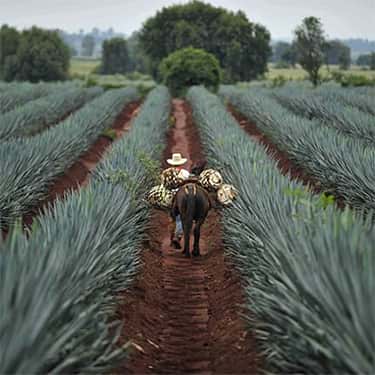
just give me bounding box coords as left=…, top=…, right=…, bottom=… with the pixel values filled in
left=324, top=40, right=351, bottom=69
left=81, top=35, right=95, bottom=57
left=0, top=25, right=21, bottom=79
left=271, top=41, right=298, bottom=67
left=0, top=25, right=70, bottom=82
left=101, top=37, right=129, bottom=74
left=127, top=31, right=150, bottom=73
left=139, top=1, right=271, bottom=82
left=357, top=53, right=375, bottom=70
left=159, top=47, right=221, bottom=96
left=294, top=17, right=326, bottom=86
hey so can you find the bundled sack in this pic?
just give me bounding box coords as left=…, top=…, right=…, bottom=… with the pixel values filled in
left=146, top=167, right=238, bottom=209
left=161, top=167, right=186, bottom=190
left=217, top=184, right=238, bottom=206
left=198, top=169, right=223, bottom=191
left=145, top=184, right=175, bottom=209
left=199, top=169, right=237, bottom=205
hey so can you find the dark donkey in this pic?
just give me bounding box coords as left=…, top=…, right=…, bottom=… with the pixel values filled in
left=171, top=183, right=211, bottom=257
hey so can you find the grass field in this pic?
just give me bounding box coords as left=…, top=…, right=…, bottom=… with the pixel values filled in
left=70, top=57, right=155, bottom=88
left=69, top=58, right=101, bottom=76
left=70, top=58, right=375, bottom=87
left=266, top=63, right=375, bottom=80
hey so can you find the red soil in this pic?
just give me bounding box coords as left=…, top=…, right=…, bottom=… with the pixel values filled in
left=2, top=101, right=140, bottom=238
left=116, top=99, right=259, bottom=374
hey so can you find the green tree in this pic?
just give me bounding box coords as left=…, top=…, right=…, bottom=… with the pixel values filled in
left=69, top=46, right=78, bottom=57
left=338, top=50, right=351, bottom=70
left=159, top=47, right=221, bottom=96
left=13, top=26, right=70, bottom=82
left=370, top=52, right=375, bottom=70
left=127, top=31, right=150, bottom=73
left=324, top=40, right=351, bottom=69
left=0, top=25, right=21, bottom=79
left=357, top=54, right=371, bottom=67
left=272, top=42, right=290, bottom=63
left=139, top=1, right=271, bottom=82
left=101, top=37, right=129, bottom=74
left=81, top=35, right=95, bottom=57
left=2, top=55, right=20, bottom=81
left=281, top=43, right=298, bottom=67
left=294, top=17, right=326, bottom=86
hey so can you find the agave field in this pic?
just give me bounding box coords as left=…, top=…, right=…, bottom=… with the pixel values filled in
left=220, top=84, right=375, bottom=211
left=0, top=80, right=374, bottom=374
left=0, top=85, right=139, bottom=230
left=0, top=84, right=169, bottom=373
left=188, top=86, right=374, bottom=374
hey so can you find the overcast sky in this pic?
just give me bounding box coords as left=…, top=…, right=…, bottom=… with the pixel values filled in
left=1, top=0, right=374, bottom=39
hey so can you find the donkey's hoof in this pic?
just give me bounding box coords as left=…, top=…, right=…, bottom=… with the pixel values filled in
left=182, top=251, right=191, bottom=258
left=171, top=240, right=182, bottom=249
left=192, top=250, right=200, bottom=257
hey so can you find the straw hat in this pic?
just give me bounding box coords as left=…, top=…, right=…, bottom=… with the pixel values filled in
left=167, top=153, right=187, bottom=166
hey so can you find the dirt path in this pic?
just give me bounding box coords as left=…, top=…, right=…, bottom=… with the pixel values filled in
left=116, top=99, right=258, bottom=374
left=1, top=101, right=140, bottom=238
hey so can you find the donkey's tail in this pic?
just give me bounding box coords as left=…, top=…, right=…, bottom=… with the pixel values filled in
left=184, top=184, right=197, bottom=226
left=182, top=184, right=196, bottom=236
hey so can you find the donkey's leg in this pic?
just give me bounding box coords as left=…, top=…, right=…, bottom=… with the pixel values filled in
left=182, top=218, right=192, bottom=257
left=169, top=217, right=175, bottom=244
left=192, top=219, right=204, bottom=257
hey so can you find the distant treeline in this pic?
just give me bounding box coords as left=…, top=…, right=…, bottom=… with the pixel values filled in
left=271, top=40, right=375, bottom=69
left=343, top=38, right=375, bottom=57
left=2, top=1, right=375, bottom=85
left=58, top=28, right=125, bottom=58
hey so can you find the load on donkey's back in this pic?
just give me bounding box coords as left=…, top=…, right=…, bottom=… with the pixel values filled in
left=145, top=153, right=238, bottom=252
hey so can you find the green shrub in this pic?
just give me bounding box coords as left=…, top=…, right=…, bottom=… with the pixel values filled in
left=84, top=76, right=99, bottom=88
left=101, top=128, right=117, bottom=141
left=126, top=71, right=144, bottom=81
left=274, top=61, right=291, bottom=69
left=331, top=71, right=375, bottom=87
left=341, top=74, right=375, bottom=87
left=158, top=47, right=221, bottom=97
left=271, top=75, right=288, bottom=87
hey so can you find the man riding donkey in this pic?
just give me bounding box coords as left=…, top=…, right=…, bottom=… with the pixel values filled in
left=146, top=152, right=237, bottom=256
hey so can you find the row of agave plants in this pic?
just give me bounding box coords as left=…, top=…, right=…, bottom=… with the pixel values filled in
left=0, top=86, right=103, bottom=140
left=187, top=86, right=374, bottom=374
left=0, top=86, right=170, bottom=373
left=0, top=87, right=139, bottom=231
left=269, top=83, right=375, bottom=144
left=220, top=85, right=375, bottom=212
left=0, top=81, right=78, bottom=114
left=315, top=84, right=375, bottom=117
